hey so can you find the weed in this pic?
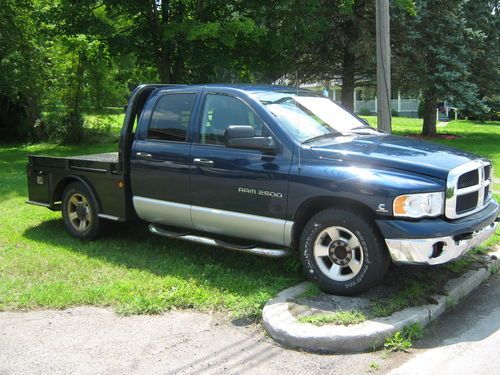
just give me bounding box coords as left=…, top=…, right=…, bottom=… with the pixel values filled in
left=368, top=362, right=380, bottom=372
left=384, top=332, right=412, bottom=352
left=403, top=323, right=424, bottom=341
left=444, top=256, right=475, bottom=274
left=470, top=246, right=490, bottom=255
left=370, top=280, right=428, bottom=317
left=384, top=323, right=424, bottom=352
left=446, top=296, right=457, bottom=308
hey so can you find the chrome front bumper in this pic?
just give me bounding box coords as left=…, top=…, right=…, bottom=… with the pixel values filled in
left=386, top=222, right=497, bottom=265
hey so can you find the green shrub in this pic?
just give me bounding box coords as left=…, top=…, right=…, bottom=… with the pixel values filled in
left=358, top=107, right=372, bottom=116
left=84, top=114, right=114, bottom=134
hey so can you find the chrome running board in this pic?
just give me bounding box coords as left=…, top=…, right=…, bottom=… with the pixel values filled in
left=148, top=224, right=292, bottom=258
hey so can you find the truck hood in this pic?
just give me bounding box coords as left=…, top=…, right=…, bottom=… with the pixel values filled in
left=309, top=134, right=480, bottom=179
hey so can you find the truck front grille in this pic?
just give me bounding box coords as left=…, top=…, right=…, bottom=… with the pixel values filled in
left=457, top=170, right=479, bottom=188
left=456, top=191, right=479, bottom=214
left=446, top=160, right=492, bottom=219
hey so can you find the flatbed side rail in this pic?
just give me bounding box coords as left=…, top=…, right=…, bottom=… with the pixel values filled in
left=28, top=155, right=122, bottom=175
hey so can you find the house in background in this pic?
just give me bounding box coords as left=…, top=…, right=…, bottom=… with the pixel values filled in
left=301, top=81, right=421, bottom=117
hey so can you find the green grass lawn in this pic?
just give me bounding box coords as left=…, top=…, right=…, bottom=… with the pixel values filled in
left=0, top=117, right=498, bottom=317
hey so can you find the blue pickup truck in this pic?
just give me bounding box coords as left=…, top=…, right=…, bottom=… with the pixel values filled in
left=27, top=84, right=498, bottom=295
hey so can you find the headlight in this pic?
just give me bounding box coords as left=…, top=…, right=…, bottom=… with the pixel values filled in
left=393, top=192, right=444, bottom=218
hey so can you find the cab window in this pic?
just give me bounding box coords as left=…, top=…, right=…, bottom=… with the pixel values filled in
left=200, top=94, right=265, bottom=145
left=148, top=93, right=196, bottom=142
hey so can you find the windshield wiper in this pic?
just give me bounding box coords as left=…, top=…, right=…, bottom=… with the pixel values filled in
left=302, top=133, right=342, bottom=144
left=345, top=126, right=381, bottom=134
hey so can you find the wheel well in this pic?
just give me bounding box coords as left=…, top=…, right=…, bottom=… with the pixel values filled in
left=53, top=177, right=101, bottom=212
left=291, top=197, right=377, bottom=248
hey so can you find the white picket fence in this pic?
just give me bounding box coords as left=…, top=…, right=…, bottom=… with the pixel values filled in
left=353, top=98, right=419, bottom=114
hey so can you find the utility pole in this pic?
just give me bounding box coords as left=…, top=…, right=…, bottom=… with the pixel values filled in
left=376, top=0, right=391, bottom=133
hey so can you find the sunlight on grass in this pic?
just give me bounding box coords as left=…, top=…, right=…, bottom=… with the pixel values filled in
left=298, top=310, right=366, bottom=326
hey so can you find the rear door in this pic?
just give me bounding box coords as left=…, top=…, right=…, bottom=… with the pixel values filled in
left=130, top=88, right=200, bottom=228
left=190, top=91, right=292, bottom=246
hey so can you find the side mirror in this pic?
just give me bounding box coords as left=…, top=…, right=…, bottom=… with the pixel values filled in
left=224, top=125, right=277, bottom=152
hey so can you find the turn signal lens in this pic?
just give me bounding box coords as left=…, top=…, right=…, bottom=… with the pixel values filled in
left=393, top=192, right=444, bottom=218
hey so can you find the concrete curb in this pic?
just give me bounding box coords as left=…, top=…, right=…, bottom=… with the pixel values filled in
left=263, top=249, right=500, bottom=353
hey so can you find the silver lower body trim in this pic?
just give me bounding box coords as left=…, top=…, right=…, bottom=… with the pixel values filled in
left=149, top=224, right=291, bottom=258
left=133, top=196, right=194, bottom=229
left=191, top=205, right=293, bottom=246
left=386, top=222, right=497, bottom=265
left=133, top=196, right=293, bottom=246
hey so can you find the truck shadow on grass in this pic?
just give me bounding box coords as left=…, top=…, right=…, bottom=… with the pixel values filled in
left=22, top=218, right=302, bottom=316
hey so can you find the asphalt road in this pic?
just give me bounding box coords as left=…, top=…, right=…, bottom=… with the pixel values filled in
left=386, top=273, right=500, bottom=375
left=0, top=274, right=498, bottom=375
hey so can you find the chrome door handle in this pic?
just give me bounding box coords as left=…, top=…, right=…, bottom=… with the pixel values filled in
left=136, top=152, right=152, bottom=160
left=193, top=158, right=214, bottom=167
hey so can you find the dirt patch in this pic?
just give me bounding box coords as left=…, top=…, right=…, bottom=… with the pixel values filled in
left=289, top=252, right=493, bottom=323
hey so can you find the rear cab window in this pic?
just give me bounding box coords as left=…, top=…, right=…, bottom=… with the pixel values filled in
left=147, top=93, right=197, bottom=142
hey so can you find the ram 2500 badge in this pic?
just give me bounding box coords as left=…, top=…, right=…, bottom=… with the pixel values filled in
left=27, top=84, right=498, bottom=295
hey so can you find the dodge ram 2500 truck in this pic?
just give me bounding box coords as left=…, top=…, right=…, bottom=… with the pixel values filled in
left=27, top=84, right=498, bottom=295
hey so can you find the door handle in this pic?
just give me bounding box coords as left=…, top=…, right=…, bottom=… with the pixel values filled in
left=136, top=152, right=152, bottom=160
left=193, top=158, right=214, bottom=167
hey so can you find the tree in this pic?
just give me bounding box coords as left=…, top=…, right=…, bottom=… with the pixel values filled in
left=274, top=0, right=414, bottom=111
left=392, top=0, right=484, bottom=135
left=57, top=1, right=270, bottom=84
left=0, top=0, right=44, bottom=139
left=463, top=0, right=500, bottom=120
left=285, top=0, right=377, bottom=111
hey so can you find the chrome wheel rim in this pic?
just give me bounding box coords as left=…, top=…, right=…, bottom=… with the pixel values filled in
left=313, top=226, right=364, bottom=282
left=67, top=193, right=91, bottom=232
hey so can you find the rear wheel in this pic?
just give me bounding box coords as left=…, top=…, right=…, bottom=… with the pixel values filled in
left=299, top=208, right=390, bottom=295
left=62, top=182, right=101, bottom=240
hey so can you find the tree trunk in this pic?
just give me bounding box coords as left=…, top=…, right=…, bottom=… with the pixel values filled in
left=341, top=46, right=356, bottom=111
left=157, top=53, right=172, bottom=83
left=422, top=93, right=437, bottom=136
left=147, top=0, right=172, bottom=83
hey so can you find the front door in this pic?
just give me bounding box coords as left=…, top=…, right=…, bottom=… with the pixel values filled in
left=130, top=90, right=198, bottom=228
left=190, top=92, right=292, bottom=246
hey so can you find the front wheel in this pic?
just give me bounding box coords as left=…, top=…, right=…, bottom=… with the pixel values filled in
left=299, top=208, right=390, bottom=295
left=62, top=182, right=101, bottom=240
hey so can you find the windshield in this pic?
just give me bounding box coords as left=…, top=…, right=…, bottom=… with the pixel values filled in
left=257, top=92, right=378, bottom=143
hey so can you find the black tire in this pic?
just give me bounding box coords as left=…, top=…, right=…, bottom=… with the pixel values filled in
left=61, top=182, right=101, bottom=240
left=299, top=207, right=390, bottom=295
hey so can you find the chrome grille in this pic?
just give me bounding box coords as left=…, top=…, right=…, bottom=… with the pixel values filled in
left=456, top=191, right=479, bottom=214
left=445, top=160, right=492, bottom=219
left=457, top=170, right=479, bottom=188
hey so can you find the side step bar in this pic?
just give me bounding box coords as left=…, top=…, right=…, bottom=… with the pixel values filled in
left=148, top=224, right=292, bottom=258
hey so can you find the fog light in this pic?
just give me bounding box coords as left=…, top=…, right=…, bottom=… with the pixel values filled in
left=430, top=242, right=445, bottom=259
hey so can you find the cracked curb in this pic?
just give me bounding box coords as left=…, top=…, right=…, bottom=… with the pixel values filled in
left=263, top=248, right=500, bottom=353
